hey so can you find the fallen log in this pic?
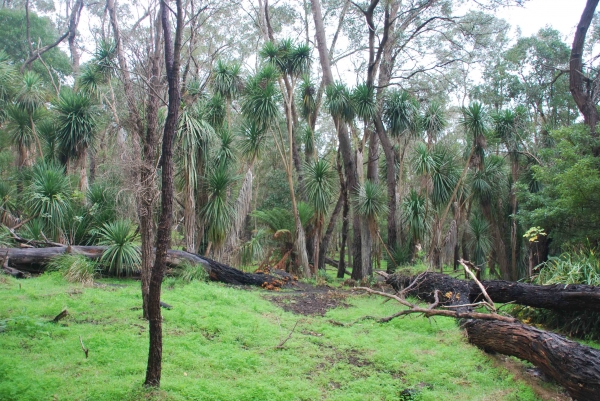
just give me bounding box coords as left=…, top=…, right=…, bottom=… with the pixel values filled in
left=0, top=247, right=295, bottom=288
left=386, top=272, right=600, bottom=312
left=389, top=271, right=600, bottom=400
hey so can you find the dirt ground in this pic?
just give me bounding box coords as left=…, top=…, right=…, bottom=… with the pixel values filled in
left=267, top=283, right=351, bottom=316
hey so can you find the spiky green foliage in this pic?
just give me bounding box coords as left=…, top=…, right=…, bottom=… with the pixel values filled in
left=177, top=102, right=215, bottom=186
left=303, top=159, right=336, bottom=218
left=383, top=90, right=420, bottom=137
left=469, top=154, right=506, bottom=203
left=215, top=128, right=237, bottom=167
left=202, top=164, right=237, bottom=247
left=536, top=247, right=600, bottom=286
left=467, top=213, right=492, bottom=268
left=37, top=118, right=61, bottom=162
left=5, top=105, right=44, bottom=151
left=297, top=75, right=316, bottom=119
left=354, top=180, right=388, bottom=221
left=77, top=63, right=104, bottom=97
left=93, top=39, right=117, bottom=77
left=97, top=220, right=141, bottom=277
left=0, top=182, right=16, bottom=218
left=177, top=262, right=209, bottom=283
left=204, top=93, right=226, bottom=129
left=251, top=203, right=314, bottom=240
left=211, top=60, right=243, bottom=101
left=47, top=254, right=98, bottom=286
left=25, top=161, right=71, bottom=241
left=460, top=102, right=488, bottom=163
left=422, top=101, right=447, bottom=142
left=0, top=50, right=16, bottom=121
left=260, top=39, right=311, bottom=77
left=240, top=229, right=267, bottom=267
left=403, top=189, right=429, bottom=246
left=241, top=66, right=281, bottom=129
left=15, top=71, right=46, bottom=114
left=238, top=120, right=267, bottom=160
left=429, top=146, right=462, bottom=207
left=351, top=83, right=376, bottom=121
left=54, top=89, right=98, bottom=161
left=325, top=82, right=354, bottom=123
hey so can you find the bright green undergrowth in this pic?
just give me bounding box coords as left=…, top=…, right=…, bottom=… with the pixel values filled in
left=0, top=274, right=544, bottom=401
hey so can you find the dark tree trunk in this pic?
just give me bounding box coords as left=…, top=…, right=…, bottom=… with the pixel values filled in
left=337, top=190, right=349, bottom=279
left=463, top=320, right=600, bottom=401
left=570, top=0, right=600, bottom=136
left=145, top=0, right=183, bottom=387
left=318, top=190, right=343, bottom=270
left=386, top=271, right=600, bottom=400
left=386, top=272, right=600, bottom=313
left=0, top=247, right=295, bottom=287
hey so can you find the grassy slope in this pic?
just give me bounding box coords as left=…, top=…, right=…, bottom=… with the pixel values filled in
left=0, top=273, right=542, bottom=401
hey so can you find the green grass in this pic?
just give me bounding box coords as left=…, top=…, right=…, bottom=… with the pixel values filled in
left=0, top=273, right=545, bottom=401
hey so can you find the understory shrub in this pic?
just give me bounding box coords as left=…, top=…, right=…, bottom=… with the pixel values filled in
left=511, top=246, right=600, bottom=340
left=47, top=254, right=98, bottom=286
left=176, top=262, right=209, bottom=283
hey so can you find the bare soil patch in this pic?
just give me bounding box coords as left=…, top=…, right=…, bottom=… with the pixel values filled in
left=268, top=285, right=350, bottom=316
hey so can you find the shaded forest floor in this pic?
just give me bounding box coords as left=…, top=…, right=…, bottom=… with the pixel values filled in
left=0, top=272, right=572, bottom=400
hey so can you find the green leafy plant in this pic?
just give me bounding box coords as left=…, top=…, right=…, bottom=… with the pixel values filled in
left=47, top=254, right=98, bottom=286
left=177, top=262, right=209, bottom=283
left=97, top=220, right=141, bottom=277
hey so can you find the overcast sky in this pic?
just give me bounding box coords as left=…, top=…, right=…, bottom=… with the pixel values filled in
left=496, top=0, right=587, bottom=39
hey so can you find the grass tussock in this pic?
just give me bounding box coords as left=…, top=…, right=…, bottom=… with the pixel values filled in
left=47, top=254, right=98, bottom=286
left=0, top=273, right=556, bottom=401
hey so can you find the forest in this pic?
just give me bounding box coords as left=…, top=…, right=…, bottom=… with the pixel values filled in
left=1, top=0, right=600, bottom=399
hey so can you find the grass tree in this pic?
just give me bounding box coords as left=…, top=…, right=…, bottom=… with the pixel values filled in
left=25, top=161, right=71, bottom=242
left=222, top=120, right=268, bottom=264
left=303, top=158, right=336, bottom=271
left=176, top=102, right=214, bottom=252
left=14, top=71, right=46, bottom=161
left=242, top=64, right=311, bottom=277
left=54, top=88, right=98, bottom=193
left=211, top=60, right=243, bottom=129
left=353, top=180, right=388, bottom=277
left=493, top=106, right=527, bottom=279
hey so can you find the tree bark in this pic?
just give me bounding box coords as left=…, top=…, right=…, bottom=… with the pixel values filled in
left=386, top=271, right=600, bottom=400
left=0, top=247, right=295, bottom=287
left=145, top=0, right=183, bottom=387
left=570, top=0, right=600, bottom=136
left=318, top=190, right=343, bottom=270
left=310, top=0, right=362, bottom=278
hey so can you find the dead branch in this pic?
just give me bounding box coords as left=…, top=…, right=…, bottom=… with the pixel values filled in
left=51, top=309, right=68, bottom=323
left=354, top=287, right=517, bottom=324
left=276, top=320, right=299, bottom=349
left=459, top=259, right=496, bottom=312
left=79, top=336, right=89, bottom=358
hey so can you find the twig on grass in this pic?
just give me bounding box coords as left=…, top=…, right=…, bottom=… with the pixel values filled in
left=276, top=320, right=300, bottom=349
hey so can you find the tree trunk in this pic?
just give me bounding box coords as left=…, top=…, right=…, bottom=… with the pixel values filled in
left=570, top=0, right=600, bottom=136
left=386, top=272, right=600, bottom=313
left=0, top=246, right=295, bottom=287
left=385, top=271, right=600, bottom=400
left=145, top=0, right=183, bottom=387
left=310, top=0, right=361, bottom=278
left=318, top=190, right=343, bottom=270
left=337, top=190, right=349, bottom=279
